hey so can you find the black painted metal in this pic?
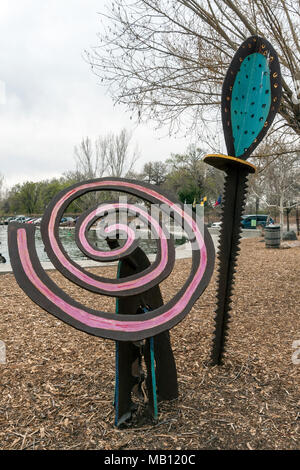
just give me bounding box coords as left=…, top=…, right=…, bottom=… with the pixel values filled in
left=206, top=36, right=282, bottom=365
left=114, top=246, right=178, bottom=427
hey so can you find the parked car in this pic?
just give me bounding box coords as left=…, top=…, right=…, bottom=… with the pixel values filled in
left=241, top=214, right=274, bottom=229
left=10, top=215, right=26, bottom=223
left=4, top=216, right=15, bottom=225
left=33, top=217, right=42, bottom=225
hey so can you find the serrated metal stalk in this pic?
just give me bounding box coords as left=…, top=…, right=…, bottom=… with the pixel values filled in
left=211, top=168, right=249, bottom=365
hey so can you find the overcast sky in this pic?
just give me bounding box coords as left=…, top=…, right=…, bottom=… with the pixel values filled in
left=0, top=0, right=192, bottom=189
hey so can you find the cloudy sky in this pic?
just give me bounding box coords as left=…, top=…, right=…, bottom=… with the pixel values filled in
left=0, top=0, right=191, bottom=189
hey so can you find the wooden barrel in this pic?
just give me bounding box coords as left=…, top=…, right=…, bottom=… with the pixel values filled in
left=265, top=225, right=281, bottom=249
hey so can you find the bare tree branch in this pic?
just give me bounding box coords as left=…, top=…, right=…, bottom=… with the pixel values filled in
left=87, top=0, right=300, bottom=140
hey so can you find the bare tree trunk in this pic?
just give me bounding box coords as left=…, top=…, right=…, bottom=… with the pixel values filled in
left=279, top=194, right=284, bottom=231
left=286, top=208, right=290, bottom=232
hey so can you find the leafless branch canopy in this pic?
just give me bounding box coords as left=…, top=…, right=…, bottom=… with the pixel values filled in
left=87, top=0, right=300, bottom=140
left=73, top=129, right=139, bottom=180
left=248, top=139, right=300, bottom=216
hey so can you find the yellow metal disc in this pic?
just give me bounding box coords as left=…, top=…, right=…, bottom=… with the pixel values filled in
left=203, top=154, right=257, bottom=174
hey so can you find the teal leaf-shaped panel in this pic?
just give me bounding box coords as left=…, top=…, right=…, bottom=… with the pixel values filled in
left=231, top=53, right=271, bottom=157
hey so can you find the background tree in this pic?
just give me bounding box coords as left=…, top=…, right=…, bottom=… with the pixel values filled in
left=68, top=129, right=138, bottom=181
left=39, top=178, right=80, bottom=212
left=164, top=145, right=205, bottom=202
left=65, top=129, right=139, bottom=210
left=248, top=141, right=300, bottom=227
left=6, top=182, right=42, bottom=215
left=0, top=174, right=4, bottom=199
left=0, top=174, right=6, bottom=214
left=64, top=136, right=109, bottom=210
left=162, top=144, right=222, bottom=204
left=102, top=128, right=140, bottom=178
left=72, top=137, right=107, bottom=181
left=142, top=161, right=168, bottom=186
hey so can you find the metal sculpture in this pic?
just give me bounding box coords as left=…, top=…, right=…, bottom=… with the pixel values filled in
left=204, top=36, right=282, bottom=365
left=8, top=178, right=215, bottom=425
left=113, top=244, right=178, bottom=426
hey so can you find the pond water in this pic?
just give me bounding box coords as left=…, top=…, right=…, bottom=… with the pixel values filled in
left=0, top=224, right=261, bottom=265
left=0, top=225, right=187, bottom=264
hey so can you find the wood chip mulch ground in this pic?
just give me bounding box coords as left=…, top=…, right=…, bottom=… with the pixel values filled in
left=0, top=238, right=299, bottom=450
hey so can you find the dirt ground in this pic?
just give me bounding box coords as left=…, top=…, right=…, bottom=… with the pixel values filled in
left=0, top=238, right=299, bottom=450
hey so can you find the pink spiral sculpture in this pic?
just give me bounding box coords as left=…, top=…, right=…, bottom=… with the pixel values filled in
left=8, top=178, right=215, bottom=341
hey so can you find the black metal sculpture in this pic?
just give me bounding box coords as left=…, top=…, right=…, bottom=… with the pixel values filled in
left=113, top=243, right=178, bottom=426
left=204, top=36, right=282, bottom=365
